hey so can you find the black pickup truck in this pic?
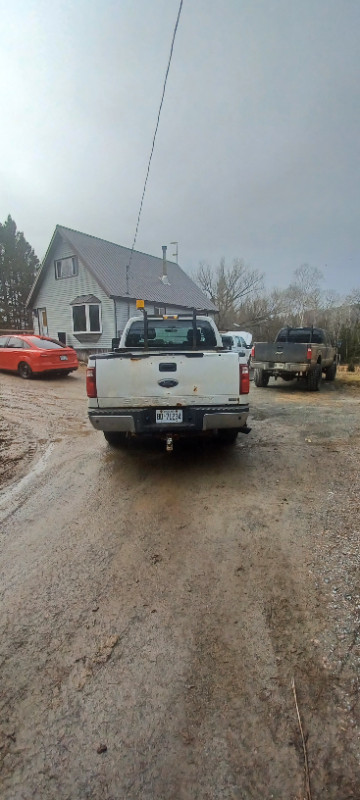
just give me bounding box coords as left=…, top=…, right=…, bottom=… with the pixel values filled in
left=251, top=327, right=338, bottom=391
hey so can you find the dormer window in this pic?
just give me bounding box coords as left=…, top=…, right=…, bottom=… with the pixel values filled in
left=55, top=256, right=78, bottom=279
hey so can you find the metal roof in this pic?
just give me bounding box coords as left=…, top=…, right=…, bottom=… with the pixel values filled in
left=28, top=226, right=217, bottom=312
left=70, top=294, right=101, bottom=305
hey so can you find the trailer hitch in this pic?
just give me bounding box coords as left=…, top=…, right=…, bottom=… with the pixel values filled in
left=239, top=425, right=252, bottom=434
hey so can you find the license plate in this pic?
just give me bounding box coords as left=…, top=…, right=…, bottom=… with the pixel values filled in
left=156, top=409, right=183, bottom=424
left=60, top=355, right=68, bottom=361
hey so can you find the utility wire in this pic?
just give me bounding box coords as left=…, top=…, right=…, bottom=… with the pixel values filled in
left=126, top=0, right=184, bottom=279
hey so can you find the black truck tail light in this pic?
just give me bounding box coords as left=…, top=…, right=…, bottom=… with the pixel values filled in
left=307, top=346, right=312, bottom=361
left=240, top=363, right=250, bottom=394
left=86, top=366, right=97, bottom=398
left=251, top=345, right=255, bottom=358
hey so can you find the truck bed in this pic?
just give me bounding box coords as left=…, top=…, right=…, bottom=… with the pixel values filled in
left=91, top=349, right=243, bottom=407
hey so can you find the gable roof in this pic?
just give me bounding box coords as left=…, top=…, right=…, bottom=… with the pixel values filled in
left=27, top=225, right=217, bottom=312
left=70, top=294, right=101, bottom=305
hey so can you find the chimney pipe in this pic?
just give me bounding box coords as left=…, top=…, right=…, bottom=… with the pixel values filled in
left=162, top=245, right=167, bottom=278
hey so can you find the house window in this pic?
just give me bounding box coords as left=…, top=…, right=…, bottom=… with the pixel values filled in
left=72, top=303, right=102, bottom=333
left=55, top=256, right=78, bottom=279
left=154, top=306, right=166, bottom=315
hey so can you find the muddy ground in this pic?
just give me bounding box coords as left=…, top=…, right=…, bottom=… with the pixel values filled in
left=0, top=369, right=359, bottom=800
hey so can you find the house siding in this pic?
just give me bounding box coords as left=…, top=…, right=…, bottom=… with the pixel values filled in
left=32, top=238, right=115, bottom=351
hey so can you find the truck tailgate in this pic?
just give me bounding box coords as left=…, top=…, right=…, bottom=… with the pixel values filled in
left=93, top=351, right=242, bottom=407
left=253, top=342, right=308, bottom=363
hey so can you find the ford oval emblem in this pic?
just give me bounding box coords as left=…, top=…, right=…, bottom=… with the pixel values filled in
left=158, top=379, right=178, bottom=388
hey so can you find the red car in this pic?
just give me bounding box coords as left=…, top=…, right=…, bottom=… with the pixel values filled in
left=0, top=334, right=79, bottom=379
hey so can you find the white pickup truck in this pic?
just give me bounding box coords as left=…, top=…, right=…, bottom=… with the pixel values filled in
left=87, top=311, right=251, bottom=451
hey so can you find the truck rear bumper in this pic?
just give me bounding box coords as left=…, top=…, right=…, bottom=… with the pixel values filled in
left=88, top=405, right=249, bottom=434
left=252, top=361, right=309, bottom=373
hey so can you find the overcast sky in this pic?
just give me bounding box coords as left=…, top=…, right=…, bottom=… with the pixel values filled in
left=1, top=0, right=359, bottom=294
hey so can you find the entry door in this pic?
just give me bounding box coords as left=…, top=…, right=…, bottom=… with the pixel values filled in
left=38, top=308, right=48, bottom=336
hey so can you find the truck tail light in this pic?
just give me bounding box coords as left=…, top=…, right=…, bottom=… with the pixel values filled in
left=240, top=363, right=250, bottom=394
left=251, top=345, right=255, bottom=358
left=307, top=346, right=312, bottom=361
left=86, top=366, right=97, bottom=398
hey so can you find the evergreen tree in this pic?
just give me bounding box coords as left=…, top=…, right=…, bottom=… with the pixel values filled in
left=0, top=215, right=39, bottom=330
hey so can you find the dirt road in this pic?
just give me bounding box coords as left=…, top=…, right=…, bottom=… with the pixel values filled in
left=0, top=370, right=359, bottom=799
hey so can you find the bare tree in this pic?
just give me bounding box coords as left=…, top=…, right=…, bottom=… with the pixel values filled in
left=236, top=288, right=291, bottom=340
left=195, top=258, right=360, bottom=361
left=286, top=264, right=324, bottom=325
left=195, top=258, right=263, bottom=329
left=346, top=288, right=360, bottom=316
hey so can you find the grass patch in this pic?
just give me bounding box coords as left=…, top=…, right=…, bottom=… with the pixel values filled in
left=336, top=365, right=360, bottom=386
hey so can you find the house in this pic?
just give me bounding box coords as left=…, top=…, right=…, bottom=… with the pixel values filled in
left=27, top=225, right=217, bottom=356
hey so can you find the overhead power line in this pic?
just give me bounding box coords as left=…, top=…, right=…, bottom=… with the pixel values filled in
left=127, top=0, right=184, bottom=275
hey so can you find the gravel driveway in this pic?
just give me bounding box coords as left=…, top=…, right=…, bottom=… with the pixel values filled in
left=0, top=370, right=359, bottom=799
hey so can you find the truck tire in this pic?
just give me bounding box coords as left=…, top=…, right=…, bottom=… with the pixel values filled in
left=325, top=361, right=337, bottom=381
left=254, top=368, right=270, bottom=387
left=307, top=363, right=322, bottom=391
left=217, top=429, right=238, bottom=444
left=103, top=431, right=128, bottom=446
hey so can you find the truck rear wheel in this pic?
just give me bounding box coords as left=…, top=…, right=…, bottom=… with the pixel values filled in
left=307, top=364, right=322, bottom=391
left=104, top=431, right=128, bottom=446
left=254, top=368, right=270, bottom=387
left=325, top=361, right=337, bottom=381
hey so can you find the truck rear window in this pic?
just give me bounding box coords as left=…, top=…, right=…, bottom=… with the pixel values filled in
left=276, top=328, right=324, bottom=344
left=125, top=319, right=217, bottom=349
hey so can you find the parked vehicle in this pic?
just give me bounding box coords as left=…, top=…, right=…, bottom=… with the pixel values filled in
left=224, top=330, right=252, bottom=348
left=0, top=334, right=79, bottom=378
left=221, top=332, right=252, bottom=365
left=87, top=310, right=251, bottom=450
left=251, top=327, right=338, bottom=391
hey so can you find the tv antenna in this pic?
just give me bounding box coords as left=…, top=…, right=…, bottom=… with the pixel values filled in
left=170, top=241, right=179, bottom=262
